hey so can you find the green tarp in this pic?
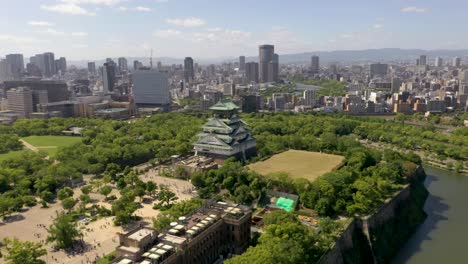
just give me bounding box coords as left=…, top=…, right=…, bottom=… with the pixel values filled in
left=276, top=197, right=294, bottom=212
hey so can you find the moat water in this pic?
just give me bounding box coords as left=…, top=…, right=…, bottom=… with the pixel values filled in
left=392, top=166, right=468, bottom=263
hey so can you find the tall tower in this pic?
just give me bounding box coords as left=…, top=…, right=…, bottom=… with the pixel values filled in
left=239, top=56, right=246, bottom=71
left=184, top=57, right=194, bottom=83
left=102, top=62, right=116, bottom=93
left=419, top=55, right=427, bottom=66
left=311, top=55, right=319, bottom=73
left=435, top=57, right=443, bottom=67
left=245, top=62, right=259, bottom=83
left=118, top=57, right=128, bottom=72
left=259, top=44, right=275, bottom=83
left=43, top=52, right=56, bottom=77
left=5, top=54, right=24, bottom=80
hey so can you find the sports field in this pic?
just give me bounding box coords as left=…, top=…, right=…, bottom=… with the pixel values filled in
left=21, top=135, right=82, bottom=156
left=248, top=150, right=344, bottom=181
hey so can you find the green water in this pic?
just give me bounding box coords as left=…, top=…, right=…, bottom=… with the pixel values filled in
left=392, top=166, right=468, bottom=263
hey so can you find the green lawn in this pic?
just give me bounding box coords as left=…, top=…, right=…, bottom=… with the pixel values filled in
left=0, top=150, right=32, bottom=162
left=21, top=136, right=82, bottom=157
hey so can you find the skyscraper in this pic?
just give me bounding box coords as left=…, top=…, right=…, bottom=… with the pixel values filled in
left=5, top=54, right=24, bottom=80
left=184, top=57, right=194, bottom=83
left=239, top=56, right=246, bottom=71
left=453, top=57, right=462, bottom=67
left=259, top=44, right=275, bottom=83
left=435, top=56, right=443, bottom=67
left=56, top=57, right=67, bottom=74
left=311, top=55, right=319, bottom=73
left=132, top=68, right=170, bottom=109
left=419, top=55, right=427, bottom=66
left=267, top=53, right=279, bottom=82
left=245, top=62, right=259, bottom=83
left=88, top=62, right=96, bottom=75
left=43, top=52, right=56, bottom=77
left=102, top=62, right=116, bottom=93
left=133, top=60, right=143, bottom=71
left=118, top=57, right=128, bottom=72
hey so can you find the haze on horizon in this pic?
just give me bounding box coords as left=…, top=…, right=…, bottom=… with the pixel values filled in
left=1, top=0, right=467, bottom=60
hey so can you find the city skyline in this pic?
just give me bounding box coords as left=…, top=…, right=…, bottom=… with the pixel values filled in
left=1, top=0, right=468, bottom=60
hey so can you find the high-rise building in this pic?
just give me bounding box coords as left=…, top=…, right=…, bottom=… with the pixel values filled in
left=267, top=53, right=279, bottom=82
left=259, top=44, right=275, bottom=83
left=118, top=57, right=128, bottom=72
left=311, top=55, right=319, bottom=73
left=102, top=62, right=116, bottom=93
left=6, top=87, right=33, bottom=118
left=419, top=55, right=427, bottom=66
left=370, top=63, right=388, bottom=78
left=239, top=56, right=246, bottom=71
left=5, top=54, right=24, bottom=80
left=184, top=57, right=194, bottom=83
left=0, top=59, right=7, bottom=81
left=133, top=60, right=143, bottom=71
left=87, top=62, right=96, bottom=75
left=435, top=56, right=443, bottom=67
left=157, top=61, right=162, bottom=70
left=132, top=68, right=170, bottom=109
left=453, top=57, right=462, bottom=67
left=56, top=57, right=67, bottom=74
left=303, top=89, right=316, bottom=107
left=460, top=70, right=468, bottom=82
left=245, top=62, right=259, bottom=83
left=43, top=52, right=56, bottom=77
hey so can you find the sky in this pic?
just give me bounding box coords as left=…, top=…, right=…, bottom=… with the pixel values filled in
left=0, top=0, right=467, bottom=60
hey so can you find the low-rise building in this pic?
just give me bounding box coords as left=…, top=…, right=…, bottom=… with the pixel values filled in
left=111, top=200, right=251, bottom=264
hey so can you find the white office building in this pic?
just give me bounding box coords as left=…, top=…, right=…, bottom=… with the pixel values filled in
left=132, top=68, right=170, bottom=109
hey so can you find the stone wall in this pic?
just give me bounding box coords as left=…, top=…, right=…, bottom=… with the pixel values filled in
left=318, top=165, right=428, bottom=264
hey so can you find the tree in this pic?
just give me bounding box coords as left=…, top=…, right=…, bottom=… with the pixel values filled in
left=0, top=237, right=47, bottom=264
left=61, top=197, right=77, bottom=212
left=57, top=187, right=74, bottom=201
left=157, top=185, right=178, bottom=208
left=263, top=210, right=298, bottom=226
left=146, top=181, right=158, bottom=198
left=47, top=213, right=82, bottom=249
left=112, top=193, right=137, bottom=226
left=99, top=185, right=112, bottom=200
left=80, top=185, right=92, bottom=195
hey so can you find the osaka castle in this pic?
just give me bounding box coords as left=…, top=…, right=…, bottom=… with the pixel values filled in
left=193, top=99, right=257, bottom=164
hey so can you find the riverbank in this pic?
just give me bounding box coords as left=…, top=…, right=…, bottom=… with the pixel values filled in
left=318, top=165, right=428, bottom=264
left=392, top=166, right=468, bottom=263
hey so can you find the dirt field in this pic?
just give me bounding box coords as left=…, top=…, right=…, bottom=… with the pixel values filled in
left=0, top=168, right=195, bottom=264
left=248, top=150, right=344, bottom=181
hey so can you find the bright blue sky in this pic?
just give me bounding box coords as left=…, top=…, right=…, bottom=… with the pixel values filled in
left=0, top=0, right=467, bottom=60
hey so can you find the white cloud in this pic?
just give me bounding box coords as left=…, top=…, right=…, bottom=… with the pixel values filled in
left=373, top=24, right=383, bottom=29
left=28, top=21, right=54, bottom=27
left=0, top=35, right=43, bottom=44
left=154, top=29, right=181, bottom=38
left=71, top=32, right=88, bottom=37
left=166, top=17, right=206, bottom=27
left=154, top=0, right=168, bottom=2
left=401, top=6, right=429, bottom=13
left=39, top=28, right=66, bottom=36
left=117, top=6, right=128, bottom=11
left=60, top=0, right=123, bottom=5
left=134, top=6, right=152, bottom=12
left=41, top=3, right=96, bottom=16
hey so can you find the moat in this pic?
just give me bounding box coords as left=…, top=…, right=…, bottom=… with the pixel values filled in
left=393, top=166, right=468, bottom=263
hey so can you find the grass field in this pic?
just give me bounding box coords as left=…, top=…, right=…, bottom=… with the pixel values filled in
left=248, top=150, right=344, bottom=181
left=21, top=135, right=82, bottom=156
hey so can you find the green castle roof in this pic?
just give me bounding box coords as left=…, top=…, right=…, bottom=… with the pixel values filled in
left=209, top=99, right=240, bottom=111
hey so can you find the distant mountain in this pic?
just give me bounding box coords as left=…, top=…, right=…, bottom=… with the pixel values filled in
left=69, top=48, right=468, bottom=67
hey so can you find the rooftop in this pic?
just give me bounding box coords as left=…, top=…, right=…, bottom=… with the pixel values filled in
left=209, top=98, right=240, bottom=111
